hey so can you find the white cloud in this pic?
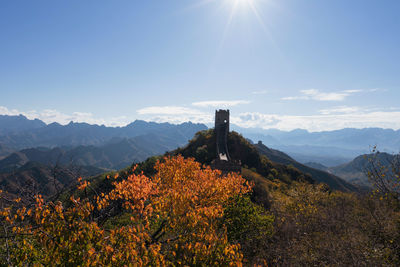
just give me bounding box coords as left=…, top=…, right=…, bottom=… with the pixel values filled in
left=342, top=89, right=363, bottom=94
left=281, top=96, right=308, bottom=100
left=192, top=100, right=250, bottom=108
left=301, top=89, right=349, bottom=101
left=368, top=88, right=388, bottom=93
left=143, top=114, right=212, bottom=125
left=318, top=106, right=361, bottom=115
left=3, top=104, right=400, bottom=132
left=0, top=106, right=131, bottom=127
left=232, top=113, right=281, bottom=128
left=137, top=106, right=201, bottom=115
left=282, top=89, right=361, bottom=101
left=251, top=90, right=268, bottom=95
left=232, top=110, right=400, bottom=132
left=136, top=105, right=211, bottom=124
left=0, top=106, right=20, bottom=116
left=109, top=106, right=400, bottom=131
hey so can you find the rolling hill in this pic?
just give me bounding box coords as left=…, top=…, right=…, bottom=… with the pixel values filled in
left=329, top=152, right=398, bottom=187
left=254, top=141, right=357, bottom=192
left=0, top=132, right=201, bottom=171
left=0, top=161, right=106, bottom=199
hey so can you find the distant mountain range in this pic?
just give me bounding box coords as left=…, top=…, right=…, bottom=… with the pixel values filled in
left=0, top=115, right=208, bottom=198
left=2, top=115, right=399, bottom=168
left=0, top=115, right=207, bottom=157
left=0, top=134, right=192, bottom=171
left=0, top=114, right=46, bottom=135
left=233, top=125, right=400, bottom=166
left=1, top=114, right=399, bottom=193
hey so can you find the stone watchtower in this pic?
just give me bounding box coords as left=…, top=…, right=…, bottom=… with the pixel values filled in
left=211, top=109, right=241, bottom=173
left=215, top=109, right=230, bottom=161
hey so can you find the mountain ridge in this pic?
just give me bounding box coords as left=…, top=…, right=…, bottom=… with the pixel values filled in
left=0, top=115, right=207, bottom=152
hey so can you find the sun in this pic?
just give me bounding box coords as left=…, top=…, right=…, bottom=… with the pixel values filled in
left=226, top=0, right=256, bottom=12
left=223, top=0, right=266, bottom=30
left=225, top=0, right=264, bottom=21
left=185, top=0, right=271, bottom=46
left=216, top=0, right=276, bottom=53
left=229, top=0, right=261, bottom=10
left=234, top=0, right=255, bottom=7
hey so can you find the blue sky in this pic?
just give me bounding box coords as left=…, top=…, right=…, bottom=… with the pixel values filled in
left=1, top=0, right=399, bottom=131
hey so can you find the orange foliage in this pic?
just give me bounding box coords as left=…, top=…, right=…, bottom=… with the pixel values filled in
left=1, top=155, right=250, bottom=266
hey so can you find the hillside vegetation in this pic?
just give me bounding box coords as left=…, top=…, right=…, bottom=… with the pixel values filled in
left=173, top=130, right=313, bottom=183
left=1, top=155, right=399, bottom=265
left=330, top=152, right=398, bottom=187
left=254, top=142, right=357, bottom=191
left=172, top=130, right=356, bottom=191
left=1, top=129, right=400, bottom=265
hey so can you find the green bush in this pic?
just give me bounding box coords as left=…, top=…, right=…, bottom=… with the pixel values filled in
left=223, top=195, right=274, bottom=263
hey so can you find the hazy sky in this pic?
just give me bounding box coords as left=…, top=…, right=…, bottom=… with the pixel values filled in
left=1, top=0, right=399, bottom=131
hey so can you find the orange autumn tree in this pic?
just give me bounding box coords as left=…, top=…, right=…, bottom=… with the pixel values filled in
left=0, top=155, right=251, bottom=266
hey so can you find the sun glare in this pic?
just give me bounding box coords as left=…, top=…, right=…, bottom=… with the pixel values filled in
left=223, top=0, right=267, bottom=33
left=225, top=0, right=265, bottom=23
left=186, top=0, right=275, bottom=57
left=234, top=0, right=255, bottom=6
left=226, top=0, right=256, bottom=12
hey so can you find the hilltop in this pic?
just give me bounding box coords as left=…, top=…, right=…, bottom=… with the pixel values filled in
left=168, top=129, right=356, bottom=191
